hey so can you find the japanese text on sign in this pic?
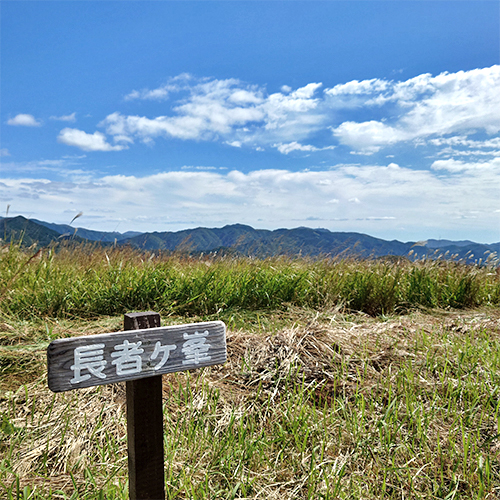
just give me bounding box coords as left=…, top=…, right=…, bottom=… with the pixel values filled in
left=47, top=321, right=227, bottom=393
left=71, top=332, right=209, bottom=384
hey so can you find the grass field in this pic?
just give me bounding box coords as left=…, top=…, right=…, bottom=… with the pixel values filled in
left=1, top=243, right=500, bottom=498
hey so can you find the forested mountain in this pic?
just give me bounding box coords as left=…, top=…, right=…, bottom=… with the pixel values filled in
left=1, top=216, right=498, bottom=262
left=32, top=219, right=141, bottom=242
left=122, top=224, right=411, bottom=258
left=0, top=216, right=82, bottom=247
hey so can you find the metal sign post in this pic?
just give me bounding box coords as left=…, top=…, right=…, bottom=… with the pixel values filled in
left=47, top=312, right=227, bottom=500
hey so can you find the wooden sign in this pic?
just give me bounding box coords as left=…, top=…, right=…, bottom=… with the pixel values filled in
left=47, top=320, right=226, bottom=393
left=47, top=313, right=227, bottom=500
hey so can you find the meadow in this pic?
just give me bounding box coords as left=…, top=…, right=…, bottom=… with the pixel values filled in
left=1, top=242, right=500, bottom=498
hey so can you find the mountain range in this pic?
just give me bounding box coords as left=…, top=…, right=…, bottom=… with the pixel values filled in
left=1, top=215, right=498, bottom=262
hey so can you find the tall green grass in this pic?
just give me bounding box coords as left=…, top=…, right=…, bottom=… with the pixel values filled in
left=1, top=243, right=499, bottom=320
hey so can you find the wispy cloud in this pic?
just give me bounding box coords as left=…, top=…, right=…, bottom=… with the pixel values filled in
left=124, top=73, right=192, bottom=101
left=0, top=148, right=10, bottom=157
left=50, top=112, right=77, bottom=122
left=428, top=135, right=500, bottom=159
left=1, top=156, right=94, bottom=179
left=7, top=114, right=42, bottom=127
left=273, top=142, right=336, bottom=155
left=274, top=142, right=320, bottom=154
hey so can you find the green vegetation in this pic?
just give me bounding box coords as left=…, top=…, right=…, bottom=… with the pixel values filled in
left=1, top=242, right=500, bottom=498
left=1, top=243, right=499, bottom=320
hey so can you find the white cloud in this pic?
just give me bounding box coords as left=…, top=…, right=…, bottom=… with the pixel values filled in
left=57, top=128, right=127, bottom=152
left=124, top=85, right=175, bottom=101
left=101, top=79, right=266, bottom=143
left=332, top=121, right=410, bottom=153
left=330, top=65, right=500, bottom=153
left=1, top=156, right=93, bottom=178
left=38, top=159, right=68, bottom=167
left=0, top=148, right=10, bottom=157
left=4, top=160, right=498, bottom=241
left=273, top=142, right=335, bottom=155
left=7, top=114, right=42, bottom=126
left=431, top=157, right=500, bottom=173
left=274, top=142, right=319, bottom=154
left=100, top=78, right=326, bottom=150
left=229, top=89, right=263, bottom=105
left=429, top=136, right=500, bottom=149
left=326, top=78, right=389, bottom=96
left=428, top=135, right=500, bottom=159
left=62, top=154, right=87, bottom=159
left=124, top=73, right=192, bottom=101
left=262, top=84, right=323, bottom=133
left=437, top=148, right=500, bottom=159
left=292, top=82, right=323, bottom=99
left=48, top=66, right=500, bottom=160
left=50, top=112, right=77, bottom=122
left=181, top=165, right=217, bottom=171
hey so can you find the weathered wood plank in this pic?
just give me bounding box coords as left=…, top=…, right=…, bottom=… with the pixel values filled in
left=124, top=311, right=161, bottom=331
left=47, top=320, right=226, bottom=392
left=127, top=375, right=165, bottom=500
left=125, top=312, right=165, bottom=500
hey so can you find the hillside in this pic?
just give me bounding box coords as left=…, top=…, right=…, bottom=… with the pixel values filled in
left=1, top=216, right=498, bottom=262
left=31, top=219, right=142, bottom=242
left=0, top=216, right=77, bottom=247
left=121, top=224, right=415, bottom=257
left=121, top=224, right=499, bottom=261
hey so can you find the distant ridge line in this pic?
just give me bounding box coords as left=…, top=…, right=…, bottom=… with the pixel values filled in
left=0, top=216, right=500, bottom=262
left=0, top=216, right=498, bottom=262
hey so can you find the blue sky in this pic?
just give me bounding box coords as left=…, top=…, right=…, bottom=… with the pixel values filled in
left=1, top=1, right=499, bottom=242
